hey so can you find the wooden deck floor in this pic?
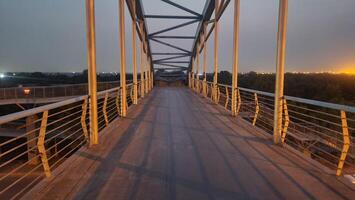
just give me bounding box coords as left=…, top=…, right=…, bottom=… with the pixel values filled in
left=23, top=87, right=355, bottom=200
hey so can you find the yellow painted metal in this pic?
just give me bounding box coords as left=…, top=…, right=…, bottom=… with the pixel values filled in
left=85, top=0, right=99, bottom=145
left=231, top=0, right=240, bottom=116
left=236, top=88, right=241, bottom=115
left=216, top=86, right=221, bottom=104
left=116, top=89, right=121, bottom=115
left=252, top=93, right=260, bottom=126
left=203, top=22, right=208, bottom=97
left=103, top=93, right=109, bottom=127
left=145, top=56, right=149, bottom=94
left=81, top=99, right=89, bottom=142
left=336, top=110, right=350, bottom=176
left=37, top=110, right=51, bottom=177
left=273, top=0, right=288, bottom=144
left=225, top=86, right=229, bottom=109
left=119, top=0, right=127, bottom=117
left=140, top=23, right=145, bottom=98
left=130, top=85, right=134, bottom=103
left=131, top=0, right=138, bottom=105
left=191, top=57, right=195, bottom=91
left=281, top=98, right=289, bottom=143
left=196, top=40, right=200, bottom=93
left=213, top=0, right=220, bottom=103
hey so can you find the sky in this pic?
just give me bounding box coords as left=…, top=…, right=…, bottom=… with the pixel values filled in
left=0, top=0, right=355, bottom=73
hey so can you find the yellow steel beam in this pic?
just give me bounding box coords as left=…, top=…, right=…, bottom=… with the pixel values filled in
left=119, top=0, right=127, bottom=117
left=103, top=93, right=109, bottom=127
left=81, top=98, right=89, bottom=143
left=281, top=98, right=289, bottom=143
left=85, top=0, right=99, bottom=145
left=140, top=22, right=145, bottom=98
left=232, top=0, right=240, bottom=116
left=336, top=110, right=350, bottom=176
left=203, top=22, right=208, bottom=97
left=225, top=86, right=229, bottom=109
left=132, top=0, right=138, bottom=104
left=236, top=88, right=241, bottom=115
left=252, top=93, right=260, bottom=126
left=273, top=0, right=288, bottom=144
left=213, top=0, right=220, bottom=103
left=37, top=110, right=51, bottom=177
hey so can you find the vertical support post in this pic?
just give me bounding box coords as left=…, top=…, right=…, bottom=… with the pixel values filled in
left=140, top=22, right=145, bottom=98
left=252, top=93, right=260, bottom=126
left=145, top=55, right=149, bottom=94
left=191, top=57, right=195, bottom=90
left=196, top=41, right=200, bottom=93
left=281, top=98, right=289, bottom=143
left=236, top=88, right=241, bottom=115
left=232, top=0, right=240, bottom=116
left=81, top=98, right=89, bottom=142
left=273, top=0, right=288, bottom=144
left=213, top=0, right=220, bottom=103
left=203, top=22, right=208, bottom=97
left=224, top=86, right=229, bottom=109
left=132, top=0, right=138, bottom=104
left=103, top=93, right=109, bottom=126
left=37, top=111, right=51, bottom=177
left=336, top=111, right=350, bottom=176
left=85, top=0, right=98, bottom=145
left=119, top=0, right=127, bottom=117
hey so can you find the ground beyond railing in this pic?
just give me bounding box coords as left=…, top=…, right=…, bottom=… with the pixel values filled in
left=191, top=79, right=355, bottom=176
left=0, top=80, right=148, bottom=199
left=0, top=81, right=126, bottom=100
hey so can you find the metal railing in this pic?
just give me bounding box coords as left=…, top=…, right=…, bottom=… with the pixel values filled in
left=192, top=79, right=355, bottom=176
left=0, top=81, right=125, bottom=100
left=0, top=81, right=145, bottom=199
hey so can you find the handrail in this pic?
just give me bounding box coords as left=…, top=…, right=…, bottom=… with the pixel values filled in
left=209, top=81, right=355, bottom=113
left=199, top=80, right=354, bottom=176
left=0, top=82, right=134, bottom=126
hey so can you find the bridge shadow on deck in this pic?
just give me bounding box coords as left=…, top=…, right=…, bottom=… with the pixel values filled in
left=23, top=87, right=354, bottom=200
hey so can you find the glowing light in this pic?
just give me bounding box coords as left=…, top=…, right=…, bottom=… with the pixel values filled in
left=0, top=73, right=4, bottom=78
left=23, top=89, right=31, bottom=95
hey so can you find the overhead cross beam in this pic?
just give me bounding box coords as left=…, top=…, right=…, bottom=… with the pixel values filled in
left=153, top=55, right=190, bottom=63
left=148, top=19, right=200, bottom=37
left=150, top=38, right=191, bottom=53
left=144, top=15, right=200, bottom=19
left=150, top=35, right=196, bottom=39
left=161, top=0, right=202, bottom=17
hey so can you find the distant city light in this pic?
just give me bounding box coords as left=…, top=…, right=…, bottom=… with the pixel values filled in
left=23, top=89, right=31, bottom=95
left=0, top=73, right=5, bottom=78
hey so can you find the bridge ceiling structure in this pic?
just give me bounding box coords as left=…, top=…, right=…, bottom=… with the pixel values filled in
left=140, top=0, right=230, bottom=72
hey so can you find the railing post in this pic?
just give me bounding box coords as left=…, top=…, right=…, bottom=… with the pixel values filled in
left=81, top=98, right=89, bottom=142
left=132, top=0, right=138, bottom=105
left=119, top=0, right=127, bottom=117
left=336, top=110, right=350, bottom=176
left=213, top=0, right=220, bottom=104
left=252, top=93, right=260, bottom=126
left=103, top=93, right=109, bottom=127
left=37, top=110, right=51, bottom=177
left=273, top=0, right=288, bottom=144
left=196, top=40, right=200, bottom=93
left=225, top=86, right=229, bottom=109
left=232, top=0, right=240, bottom=116
left=281, top=98, right=289, bottom=143
left=191, top=57, right=195, bottom=91
left=236, top=88, right=241, bottom=115
left=85, top=0, right=99, bottom=145
left=116, top=89, right=121, bottom=115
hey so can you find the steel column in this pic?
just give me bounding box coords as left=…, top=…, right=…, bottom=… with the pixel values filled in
left=273, top=0, right=288, bottom=144
left=119, top=0, right=127, bottom=117
left=85, top=0, right=98, bottom=145
left=132, top=0, right=138, bottom=104
left=213, top=0, right=220, bottom=103
left=203, top=22, right=207, bottom=97
left=140, top=22, right=145, bottom=98
left=232, top=0, right=240, bottom=116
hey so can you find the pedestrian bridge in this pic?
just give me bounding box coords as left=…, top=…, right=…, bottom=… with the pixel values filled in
left=0, top=0, right=354, bottom=199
